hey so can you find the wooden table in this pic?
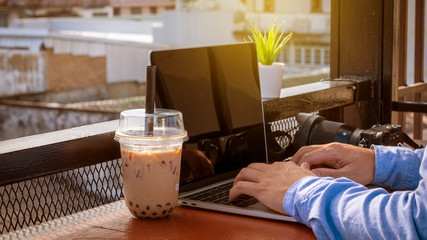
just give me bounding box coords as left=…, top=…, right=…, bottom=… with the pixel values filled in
left=5, top=201, right=315, bottom=240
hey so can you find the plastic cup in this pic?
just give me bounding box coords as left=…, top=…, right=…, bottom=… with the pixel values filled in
left=114, top=108, right=188, bottom=219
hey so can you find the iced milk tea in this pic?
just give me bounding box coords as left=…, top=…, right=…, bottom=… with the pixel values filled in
left=121, top=146, right=182, bottom=219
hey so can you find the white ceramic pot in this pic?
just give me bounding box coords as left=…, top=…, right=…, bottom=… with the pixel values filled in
left=258, top=62, right=285, bottom=99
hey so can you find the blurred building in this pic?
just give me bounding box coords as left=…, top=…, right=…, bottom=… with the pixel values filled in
left=0, top=0, right=111, bottom=26
left=110, top=0, right=175, bottom=16
left=0, top=0, right=333, bottom=96
left=0, top=0, right=333, bottom=140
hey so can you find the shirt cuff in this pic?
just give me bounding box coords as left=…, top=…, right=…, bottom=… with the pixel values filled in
left=283, top=176, right=331, bottom=224
left=372, top=145, right=392, bottom=186
left=372, top=145, right=421, bottom=189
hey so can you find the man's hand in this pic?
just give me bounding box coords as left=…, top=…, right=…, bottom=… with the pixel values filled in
left=291, top=142, right=376, bottom=185
left=229, top=161, right=315, bottom=214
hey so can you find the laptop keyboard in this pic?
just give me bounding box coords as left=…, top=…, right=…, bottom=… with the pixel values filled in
left=184, top=181, right=259, bottom=207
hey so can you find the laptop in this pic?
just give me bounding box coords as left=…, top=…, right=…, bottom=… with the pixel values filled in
left=148, top=43, right=296, bottom=222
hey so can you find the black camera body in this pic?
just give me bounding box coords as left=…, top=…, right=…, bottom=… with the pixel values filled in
left=357, top=124, right=404, bottom=148
left=293, top=113, right=407, bottom=151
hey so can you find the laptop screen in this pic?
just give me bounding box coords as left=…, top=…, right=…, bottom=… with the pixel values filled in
left=149, top=43, right=268, bottom=187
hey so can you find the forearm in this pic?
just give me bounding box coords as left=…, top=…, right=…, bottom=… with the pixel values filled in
left=284, top=176, right=426, bottom=239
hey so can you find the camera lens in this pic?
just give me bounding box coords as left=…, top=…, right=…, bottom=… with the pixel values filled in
left=293, top=113, right=361, bottom=151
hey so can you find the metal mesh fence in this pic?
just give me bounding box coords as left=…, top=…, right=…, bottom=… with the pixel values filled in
left=269, top=116, right=300, bottom=149
left=0, top=159, right=123, bottom=234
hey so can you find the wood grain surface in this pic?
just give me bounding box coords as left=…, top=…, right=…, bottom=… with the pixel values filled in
left=29, top=205, right=315, bottom=240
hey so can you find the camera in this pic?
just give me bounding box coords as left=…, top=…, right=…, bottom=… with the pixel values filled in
left=292, top=113, right=415, bottom=151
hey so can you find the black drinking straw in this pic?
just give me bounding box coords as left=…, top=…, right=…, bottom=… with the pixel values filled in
left=145, top=65, right=156, bottom=134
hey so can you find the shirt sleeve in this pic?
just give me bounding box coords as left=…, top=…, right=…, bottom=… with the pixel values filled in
left=283, top=147, right=427, bottom=239
left=372, top=145, right=423, bottom=189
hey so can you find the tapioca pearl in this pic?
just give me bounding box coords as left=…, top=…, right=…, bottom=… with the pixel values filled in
left=136, top=204, right=139, bottom=208
left=141, top=211, right=146, bottom=215
left=165, top=202, right=171, bottom=207
left=152, top=212, right=157, bottom=216
left=168, top=207, right=173, bottom=213
left=129, top=201, right=133, bottom=207
left=162, top=210, right=167, bottom=215
left=146, top=205, right=150, bottom=210
left=156, top=204, right=162, bottom=209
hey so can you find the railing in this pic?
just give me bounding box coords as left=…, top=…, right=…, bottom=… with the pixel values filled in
left=279, top=45, right=330, bottom=66
left=0, top=121, right=122, bottom=234
left=0, top=79, right=372, bottom=235
left=392, top=0, right=427, bottom=140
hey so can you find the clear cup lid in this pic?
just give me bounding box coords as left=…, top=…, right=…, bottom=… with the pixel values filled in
left=114, top=108, right=188, bottom=145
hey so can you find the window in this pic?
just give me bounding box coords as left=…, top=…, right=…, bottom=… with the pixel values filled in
left=281, top=48, right=289, bottom=63
left=0, top=13, right=9, bottom=27
left=150, top=7, right=157, bottom=14
left=314, top=49, right=321, bottom=64
left=264, top=0, right=274, bottom=12
left=311, top=0, right=322, bottom=13
left=295, top=48, right=302, bottom=64
left=304, top=48, right=312, bottom=64
left=131, top=7, right=142, bottom=15
left=113, top=7, right=120, bottom=16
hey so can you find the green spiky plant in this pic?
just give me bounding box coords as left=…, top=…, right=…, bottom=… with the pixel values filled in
left=247, top=17, right=293, bottom=65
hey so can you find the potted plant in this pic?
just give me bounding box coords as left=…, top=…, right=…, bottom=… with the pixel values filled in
left=247, top=17, right=293, bottom=98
